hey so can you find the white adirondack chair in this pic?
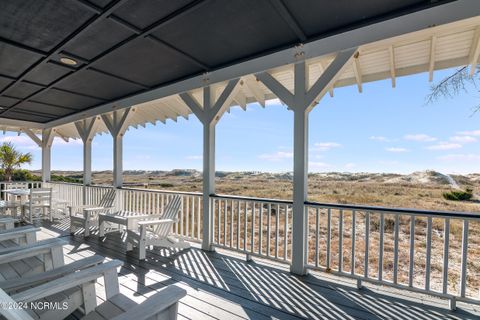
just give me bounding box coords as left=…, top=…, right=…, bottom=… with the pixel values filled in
left=0, top=217, right=14, bottom=230
left=0, top=254, right=105, bottom=294
left=126, top=195, right=190, bottom=260
left=0, top=225, right=39, bottom=247
left=0, top=260, right=186, bottom=320
left=22, top=188, right=53, bottom=223
left=70, top=188, right=116, bottom=237
left=0, top=238, right=66, bottom=276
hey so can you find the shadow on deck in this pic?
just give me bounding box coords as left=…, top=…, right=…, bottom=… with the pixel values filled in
left=37, top=218, right=480, bottom=320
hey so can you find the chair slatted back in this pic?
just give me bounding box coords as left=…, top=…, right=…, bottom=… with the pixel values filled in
left=98, top=189, right=116, bottom=208
left=29, top=188, right=52, bottom=208
left=6, top=182, right=28, bottom=190
left=153, top=195, right=182, bottom=237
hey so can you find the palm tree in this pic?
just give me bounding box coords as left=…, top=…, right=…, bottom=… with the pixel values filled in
left=0, top=142, right=33, bottom=181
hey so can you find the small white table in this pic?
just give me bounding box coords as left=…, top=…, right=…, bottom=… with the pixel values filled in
left=98, top=211, right=163, bottom=237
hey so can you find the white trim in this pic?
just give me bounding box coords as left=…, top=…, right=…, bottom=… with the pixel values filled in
left=42, top=0, right=480, bottom=129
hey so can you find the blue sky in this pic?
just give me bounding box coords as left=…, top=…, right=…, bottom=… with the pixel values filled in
left=4, top=67, right=480, bottom=174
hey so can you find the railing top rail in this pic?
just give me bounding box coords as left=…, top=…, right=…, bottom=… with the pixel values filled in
left=119, top=186, right=202, bottom=196
left=212, top=193, right=293, bottom=205
left=305, top=200, right=480, bottom=220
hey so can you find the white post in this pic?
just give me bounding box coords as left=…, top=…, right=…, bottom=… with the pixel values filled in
left=83, top=140, right=92, bottom=185
left=113, top=134, right=123, bottom=188
left=102, top=108, right=132, bottom=188
left=202, top=120, right=215, bottom=250
left=75, top=117, right=98, bottom=186
left=257, top=49, right=356, bottom=275
left=41, top=129, right=54, bottom=182
left=180, top=80, right=240, bottom=251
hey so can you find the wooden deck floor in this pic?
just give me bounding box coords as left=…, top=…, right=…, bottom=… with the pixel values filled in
left=35, top=219, right=480, bottom=320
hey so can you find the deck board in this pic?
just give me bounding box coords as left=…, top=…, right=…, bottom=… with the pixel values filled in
left=33, top=219, right=480, bottom=320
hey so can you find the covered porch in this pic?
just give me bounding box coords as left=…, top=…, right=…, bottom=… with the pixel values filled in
left=1, top=0, right=480, bottom=318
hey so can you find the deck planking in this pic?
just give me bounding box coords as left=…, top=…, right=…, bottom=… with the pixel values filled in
left=30, top=219, right=480, bottom=320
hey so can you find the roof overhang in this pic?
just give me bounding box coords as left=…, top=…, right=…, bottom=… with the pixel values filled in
left=0, top=0, right=479, bottom=140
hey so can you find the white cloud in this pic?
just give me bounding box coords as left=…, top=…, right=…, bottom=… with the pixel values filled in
left=52, top=137, right=82, bottom=146
left=404, top=134, right=436, bottom=142
left=438, top=154, right=480, bottom=161
left=426, top=142, right=462, bottom=150
left=385, top=147, right=409, bottom=153
left=449, top=135, right=477, bottom=143
left=369, top=136, right=390, bottom=142
left=312, top=142, right=341, bottom=151
left=0, top=136, right=39, bottom=150
left=258, top=151, right=293, bottom=161
left=309, top=161, right=331, bottom=169
left=186, top=155, right=202, bottom=160
left=457, top=129, right=480, bottom=136
left=345, top=163, right=357, bottom=169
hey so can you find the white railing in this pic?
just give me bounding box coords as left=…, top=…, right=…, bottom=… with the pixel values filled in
left=45, top=182, right=203, bottom=242
left=41, top=181, right=480, bottom=308
left=0, top=181, right=43, bottom=200
left=117, top=187, right=203, bottom=242
left=211, top=194, right=293, bottom=263
left=305, top=201, right=480, bottom=308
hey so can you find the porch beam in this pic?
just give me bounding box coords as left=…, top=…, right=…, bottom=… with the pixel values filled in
left=257, top=49, right=355, bottom=275
left=180, top=80, right=241, bottom=251
left=22, top=128, right=42, bottom=147
left=41, top=129, right=54, bottom=182
left=352, top=53, right=363, bottom=92
left=469, top=26, right=480, bottom=76
left=101, top=108, right=132, bottom=188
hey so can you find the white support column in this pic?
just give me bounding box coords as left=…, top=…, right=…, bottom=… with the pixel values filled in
left=257, top=49, right=356, bottom=275
left=41, top=129, right=54, bottom=182
left=102, top=108, right=132, bottom=188
left=74, top=117, right=99, bottom=186
left=180, top=79, right=240, bottom=251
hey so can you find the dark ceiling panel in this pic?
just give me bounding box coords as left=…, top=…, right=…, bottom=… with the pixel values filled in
left=16, top=101, right=73, bottom=117
left=95, top=37, right=204, bottom=86
left=63, top=19, right=135, bottom=60
left=55, top=69, right=145, bottom=100
left=3, top=82, right=43, bottom=99
left=23, top=62, right=71, bottom=86
left=0, top=96, right=21, bottom=108
left=283, top=0, right=432, bottom=37
left=3, top=111, right=54, bottom=122
left=113, top=0, right=193, bottom=29
left=34, top=88, right=104, bottom=110
left=0, top=0, right=94, bottom=51
left=0, top=44, right=42, bottom=78
left=0, top=0, right=457, bottom=123
left=152, top=0, right=299, bottom=67
left=0, top=78, right=12, bottom=92
left=89, top=0, right=115, bottom=8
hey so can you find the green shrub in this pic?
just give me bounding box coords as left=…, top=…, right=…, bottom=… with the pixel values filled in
left=51, top=175, right=82, bottom=183
left=442, top=188, right=473, bottom=201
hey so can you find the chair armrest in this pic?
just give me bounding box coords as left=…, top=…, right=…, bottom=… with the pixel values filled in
left=11, top=260, right=123, bottom=303
left=0, top=238, right=66, bottom=265
left=111, top=285, right=187, bottom=320
left=83, top=206, right=114, bottom=213
left=0, top=255, right=105, bottom=293
left=137, top=219, right=176, bottom=226
left=0, top=226, right=39, bottom=242
left=0, top=289, right=35, bottom=320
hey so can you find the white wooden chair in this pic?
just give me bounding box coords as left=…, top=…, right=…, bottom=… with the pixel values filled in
left=21, top=188, right=53, bottom=223
left=0, top=254, right=105, bottom=294
left=70, top=188, right=116, bottom=237
left=0, top=225, right=39, bottom=247
left=126, top=195, right=190, bottom=260
left=0, top=217, right=14, bottom=230
left=0, top=260, right=186, bottom=320
left=0, top=238, right=66, bottom=277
